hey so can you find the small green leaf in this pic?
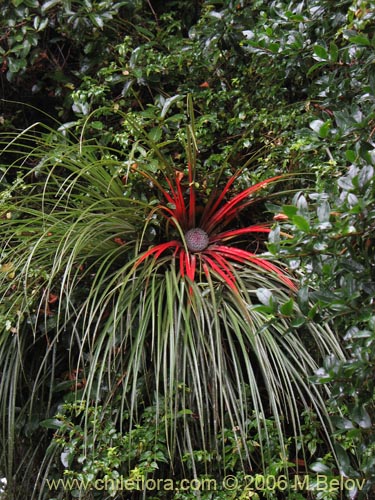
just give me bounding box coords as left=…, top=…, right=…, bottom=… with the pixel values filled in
left=40, top=418, right=63, bottom=429
left=41, top=0, right=61, bottom=13
left=314, top=367, right=333, bottom=383
left=177, top=409, right=193, bottom=416
left=268, top=225, right=280, bottom=244
left=310, top=119, right=324, bottom=134
left=352, top=405, right=371, bottom=429
left=358, top=165, right=374, bottom=187
left=267, top=242, right=279, bottom=255
left=329, top=41, right=339, bottom=62
left=334, top=443, right=353, bottom=476
left=307, top=302, right=318, bottom=320
left=307, top=61, right=328, bottom=76
left=8, top=57, right=27, bottom=74
left=256, top=288, right=273, bottom=306
left=291, top=317, right=305, bottom=328
left=90, top=121, right=104, bottom=130
left=282, top=205, right=298, bottom=218
left=161, top=94, right=183, bottom=118
left=60, top=449, right=74, bottom=468
left=331, top=416, right=355, bottom=430
left=297, top=286, right=309, bottom=314
left=345, top=149, right=356, bottom=162
left=310, top=461, right=332, bottom=474
left=268, top=42, right=280, bottom=53
left=33, top=15, right=41, bottom=30
left=319, top=120, right=331, bottom=138
left=313, top=45, right=328, bottom=61
left=310, top=119, right=330, bottom=138
left=252, top=304, right=275, bottom=314
left=349, top=34, right=370, bottom=46
left=285, top=11, right=305, bottom=21
left=292, top=214, right=310, bottom=232
left=338, top=175, right=354, bottom=191
left=280, top=298, right=294, bottom=316
left=148, top=126, right=162, bottom=142
left=317, top=200, right=330, bottom=223
left=91, top=14, right=105, bottom=29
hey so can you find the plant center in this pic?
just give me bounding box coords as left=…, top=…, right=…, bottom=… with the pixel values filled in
left=184, top=228, right=209, bottom=252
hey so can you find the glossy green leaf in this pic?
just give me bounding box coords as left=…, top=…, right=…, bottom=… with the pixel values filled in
left=313, top=45, right=328, bottom=61
left=282, top=205, right=298, bottom=218
left=280, top=298, right=294, bottom=316
left=349, top=35, right=370, bottom=46
left=317, top=200, right=330, bottom=223
left=329, top=41, right=339, bottom=62
left=310, top=461, right=332, bottom=474
left=292, top=214, right=310, bottom=232
left=256, top=288, right=273, bottom=306
left=39, top=418, right=63, bottom=430
left=352, top=405, right=371, bottom=429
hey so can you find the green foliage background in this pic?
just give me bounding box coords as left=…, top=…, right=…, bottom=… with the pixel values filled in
left=1, top=0, right=375, bottom=499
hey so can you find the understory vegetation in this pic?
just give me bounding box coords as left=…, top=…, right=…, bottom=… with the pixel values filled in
left=1, top=0, right=374, bottom=499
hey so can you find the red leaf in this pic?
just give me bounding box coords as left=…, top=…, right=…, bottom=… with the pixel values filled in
left=202, top=251, right=237, bottom=291
left=179, top=248, right=186, bottom=277
left=179, top=248, right=196, bottom=294
left=200, top=172, right=239, bottom=229
left=185, top=252, right=196, bottom=282
left=137, top=169, right=173, bottom=206
left=205, top=175, right=283, bottom=234
left=179, top=248, right=195, bottom=280
left=212, top=245, right=297, bottom=290
left=135, top=241, right=181, bottom=267
left=163, top=171, right=188, bottom=227
left=210, top=224, right=271, bottom=243
left=48, top=293, right=59, bottom=304
left=114, top=237, right=126, bottom=246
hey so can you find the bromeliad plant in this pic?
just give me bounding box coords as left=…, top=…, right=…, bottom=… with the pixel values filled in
left=0, top=115, right=344, bottom=497
left=135, top=163, right=296, bottom=292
